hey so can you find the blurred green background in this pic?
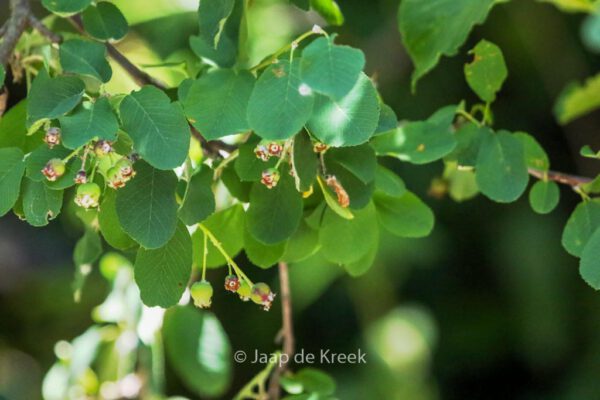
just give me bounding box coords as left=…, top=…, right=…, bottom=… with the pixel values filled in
left=2, top=0, right=600, bottom=399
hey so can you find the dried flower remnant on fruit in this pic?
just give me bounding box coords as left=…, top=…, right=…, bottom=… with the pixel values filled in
left=94, top=140, right=113, bottom=156
left=255, top=144, right=270, bottom=161
left=326, top=175, right=350, bottom=208
left=267, top=142, right=283, bottom=157
left=261, top=168, right=280, bottom=189
left=74, top=182, right=101, bottom=209
left=313, top=142, right=329, bottom=153
left=74, top=170, right=87, bottom=184
left=238, top=280, right=252, bottom=301
left=251, top=282, right=276, bottom=311
left=224, top=274, right=241, bottom=292
left=44, top=127, right=61, bottom=148
left=42, top=158, right=66, bottom=181
left=190, top=280, right=213, bottom=309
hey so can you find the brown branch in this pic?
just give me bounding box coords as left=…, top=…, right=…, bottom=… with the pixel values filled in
left=68, top=15, right=167, bottom=88
left=268, top=262, right=295, bottom=400
left=0, top=0, right=30, bottom=67
left=28, top=15, right=61, bottom=44
left=528, top=168, right=593, bottom=187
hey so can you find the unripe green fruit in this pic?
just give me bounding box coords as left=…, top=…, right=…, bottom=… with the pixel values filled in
left=237, top=280, right=252, bottom=301
left=107, top=166, right=126, bottom=189
left=74, top=183, right=101, bottom=209
left=41, top=158, right=66, bottom=181
left=251, top=282, right=275, bottom=311
left=190, top=280, right=213, bottom=308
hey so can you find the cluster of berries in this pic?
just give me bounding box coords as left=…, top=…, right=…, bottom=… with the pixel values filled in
left=40, top=127, right=137, bottom=210
left=190, top=275, right=276, bottom=311
left=254, top=142, right=284, bottom=189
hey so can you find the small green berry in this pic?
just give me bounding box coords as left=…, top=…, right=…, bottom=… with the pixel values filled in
left=237, top=280, right=252, bottom=301
left=115, top=158, right=135, bottom=180
left=41, top=158, right=66, bottom=181
left=190, top=280, right=213, bottom=309
left=74, top=182, right=101, bottom=209
left=106, top=166, right=126, bottom=189
left=251, top=282, right=276, bottom=311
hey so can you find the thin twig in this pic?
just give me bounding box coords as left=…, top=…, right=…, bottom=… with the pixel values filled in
left=268, top=262, right=295, bottom=400
left=28, top=14, right=61, bottom=44
left=68, top=15, right=166, bottom=88
left=0, top=0, right=30, bottom=67
left=528, top=168, right=593, bottom=187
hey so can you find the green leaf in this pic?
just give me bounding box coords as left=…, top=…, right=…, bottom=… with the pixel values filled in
left=27, top=70, right=85, bottom=127
left=464, top=40, right=508, bottom=102
left=0, top=148, right=25, bottom=216
left=120, top=86, right=190, bottom=170
left=0, top=101, right=43, bottom=151
left=555, top=73, right=600, bottom=124
left=476, top=130, right=529, bottom=203
left=0, top=65, right=5, bottom=87
left=281, top=218, right=320, bottom=263
left=372, top=105, right=457, bottom=164
left=73, top=228, right=102, bottom=266
left=580, top=228, right=600, bottom=289
left=514, top=131, right=550, bottom=171
left=248, top=59, right=314, bottom=140
left=178, top=166, right=215, bottom=225
left=115, top=162, right=179, bottom=249
left=310, top=0, right=344, bottom=25
left=184, top=69, right=254, bottom=140
left=234, top=137, right=277, bottom=181
left=398, top=0, right=497, bottom=89
left=323, top=144, right=376, bottom=209
left=374, top=103, right=398, bottom=136
left=135, top=223, right=192, bottom=307
left=193, top=204, right=245, bottom=268
left=374, top=191, right=434, bottom=238
left=562, top=199, right=600, bottom=257
left=529, top=180, right=560, bottom=214
left=59, top=39, right=112, bottom=83
left=374, top=165, right=406, bottom=197
left=344, top=243, right=377, bottom=277
left=243, top=228, right=287, bottom=269
left=22, top=179, right=63, bottom=227
left=196, top=0, right=235, bottom=48
left=445, top=123, right=488, bottom=167
left=539, top=0, right=599, bottom=13
left=98, top=190, right=136, bottom=250
left=221, top=163, right=252, bottom=202
left=82, top=2, right=129, bottom=41
left=291, top=131, right=318, bottom=192
left=247, top=172, right=303, bottom=244
left=300, top=36, right=365, bottom=99
left=319, top=202, right=378, bottom=264
left=42, top=0, right=92, bottom=15
left=306, top=73, right=379, bottom=147
left=189, top=0, right=242, bottom=68
left=59, top=97, right=118, bottom=149
left=282, top=368, right=336, bottom=395
left=163, top=307, right=231, bottom=397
